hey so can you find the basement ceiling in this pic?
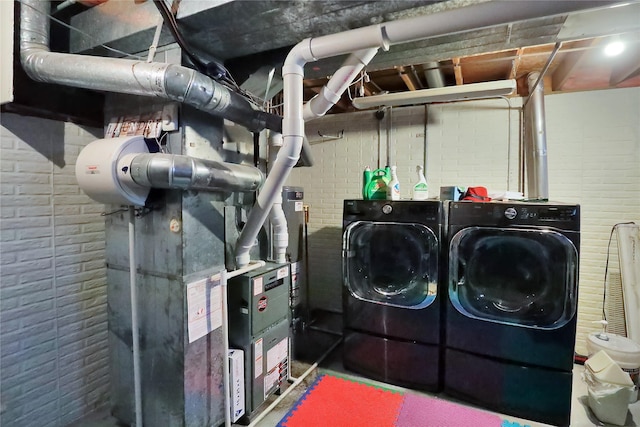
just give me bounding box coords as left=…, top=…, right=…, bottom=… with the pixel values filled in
left=59, top=0, right=640, bottom=115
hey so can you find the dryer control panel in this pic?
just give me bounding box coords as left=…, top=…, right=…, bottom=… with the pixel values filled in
left=448, top=201, right=580, bottom=231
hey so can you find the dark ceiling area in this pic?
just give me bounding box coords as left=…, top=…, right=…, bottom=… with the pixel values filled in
left=7, top=0, right=640, bottom=123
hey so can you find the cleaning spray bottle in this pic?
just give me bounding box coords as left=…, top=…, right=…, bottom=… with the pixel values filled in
left=386, top=166, right=400, bottom=200
left=411, top=165, right=429, bottom=200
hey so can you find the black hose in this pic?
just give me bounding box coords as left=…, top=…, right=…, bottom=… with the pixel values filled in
left=152, top=0, right=230, bottom=83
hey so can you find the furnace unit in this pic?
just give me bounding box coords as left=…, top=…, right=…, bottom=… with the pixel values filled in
left=227, top=262, right=291, bottom=422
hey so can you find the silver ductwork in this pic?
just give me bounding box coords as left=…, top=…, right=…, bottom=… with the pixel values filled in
left=423, top=61, right=445, bottom=88
left=129, top=153, right=263, bottom=192
left=75, top=136, right=263, bottom=206
left=525, top=71, right=549, bottom=200
left=19, top=0, right=281, bottom=133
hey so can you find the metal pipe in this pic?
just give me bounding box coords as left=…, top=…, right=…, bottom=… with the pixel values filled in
left=525, top=72, right=549, bottom=200
left=19, top=0, right=281, bottom=133
left=128, top=207, right=143, bottom=427
left=523, top=42, right=562, bottom=108
left=423, top=61, right=445, bottom=88
left=128, top=153, right=264, bottom=192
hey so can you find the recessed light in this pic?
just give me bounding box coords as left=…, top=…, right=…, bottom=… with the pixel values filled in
left=604, top=40, right=625, bottom=57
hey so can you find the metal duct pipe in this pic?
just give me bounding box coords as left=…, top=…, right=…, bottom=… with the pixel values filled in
left=235, top=0, right=611, bottom=267
left=525, top=72, right=549, bottom=200
left=424, top=61, right=445, bottom=88
left=19, top=0, right=280, bottom=133
left=128, top=153, right=264, bottom=192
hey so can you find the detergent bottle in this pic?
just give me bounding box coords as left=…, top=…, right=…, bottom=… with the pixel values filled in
left=386, top=166, right=400, bottom=200
left=362, top=167, right=372, bottom=199
left=363, top=166, right=390, bottom=200
left=411, top=165, right=429, bottom=200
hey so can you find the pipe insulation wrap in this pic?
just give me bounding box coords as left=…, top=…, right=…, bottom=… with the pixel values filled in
left=19, top=0, right=281, bottom=133
left=129, top=154, right=264, bottom=192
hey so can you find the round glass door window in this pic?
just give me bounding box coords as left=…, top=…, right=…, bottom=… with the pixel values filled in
left=449, top=227, right=578, bottom=329
left=343, top=221, right=439, bottom=309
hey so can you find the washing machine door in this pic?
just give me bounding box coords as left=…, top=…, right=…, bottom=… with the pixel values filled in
left=343, top=221, right=439, bottom=309
left=449, top=227, right=578, bottom=329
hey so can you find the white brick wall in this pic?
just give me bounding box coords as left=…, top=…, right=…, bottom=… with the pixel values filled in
left=288, top=87, right=640, bottom=355
left=1, top=113, right=108, bottom=427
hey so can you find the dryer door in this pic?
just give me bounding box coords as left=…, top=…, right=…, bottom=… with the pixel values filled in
left=449, top=227, right=578, bottom=329
left=343, top=221, right=439, bottom=309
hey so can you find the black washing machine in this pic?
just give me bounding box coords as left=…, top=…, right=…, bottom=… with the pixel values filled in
left=444, top=201, right=580, bottom=426
left=342, top=200, right=444, bottom=391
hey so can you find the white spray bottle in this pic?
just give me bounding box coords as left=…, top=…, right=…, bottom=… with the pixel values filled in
left=411, top=165, right=429, bottom=200
left=387, top=166, right=400, bottom=200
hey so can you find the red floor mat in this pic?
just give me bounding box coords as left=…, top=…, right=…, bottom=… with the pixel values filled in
left=278, top=375, right=404, bottom=427
left=277, top=374, right=504, bottom=427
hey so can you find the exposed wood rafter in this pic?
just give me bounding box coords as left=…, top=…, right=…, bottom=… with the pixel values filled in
left=396, top=66, right=420, bottom=91
left=552, top=39, right=600, bottom=91
left=452, top=57, right=463, bottom=85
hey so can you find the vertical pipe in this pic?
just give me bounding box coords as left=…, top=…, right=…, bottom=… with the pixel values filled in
left=221, top=269, right=231, bottom=427
left=525, top=72, right=549, bottom=200
left=129, top=207, right=143, bottom=427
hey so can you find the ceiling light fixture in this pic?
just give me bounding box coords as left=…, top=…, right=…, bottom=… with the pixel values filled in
left=351, top=80, right=517, bottom=109
left=604, top=39, right=625, bottom=57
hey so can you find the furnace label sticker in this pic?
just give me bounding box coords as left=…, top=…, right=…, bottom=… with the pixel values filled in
left=263, top=367, right=280, bottom=399
left=254, top=338, right=264, bottom=379
left=295, top=201, right=303, bottom=212
left=253, top=277, right=264, bottom=296
left=186, top=274, right=223, bottom=343
left=276, top=267, right=289, bottom=280
left=266, top=337, right=288, bottom=372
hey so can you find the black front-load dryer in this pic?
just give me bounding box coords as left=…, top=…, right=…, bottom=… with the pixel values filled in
left=342, top=200, right=443, bottom=391
left=444, top=201, right=580, bottom=426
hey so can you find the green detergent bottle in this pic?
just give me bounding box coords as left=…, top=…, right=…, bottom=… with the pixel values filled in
left=363, top=166, right=391, bottom=200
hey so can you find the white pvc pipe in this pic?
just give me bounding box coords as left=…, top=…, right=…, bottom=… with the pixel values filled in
left=221, top=269, right=230, bottom=427
left=128, top=206, right=143, bottom=427
left=267, top=132, right=288, bottom=263
left=307, top=1, right=612, bottom=60
left=221, top=261, right=266, bottom=427
left=303, top=48, right=378, bottom=121
left=235, top=0, right=611, bottom=268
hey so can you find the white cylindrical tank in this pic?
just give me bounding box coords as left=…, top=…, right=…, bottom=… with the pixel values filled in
left=75, top=136, right=150, bottom=206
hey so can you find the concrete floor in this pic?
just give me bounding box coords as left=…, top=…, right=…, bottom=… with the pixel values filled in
left=69, top=312, right=639, bottom=427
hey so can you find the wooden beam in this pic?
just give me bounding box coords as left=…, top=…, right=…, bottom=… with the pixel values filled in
left=509, top=48, right=524, bottom=80
left=396, top=66, right=419, bottom=91
left=610, top=47, right=640, bottom=85
left=552, top=39, right=598, bottom=91
left=452, top=57, right=463, bottom=85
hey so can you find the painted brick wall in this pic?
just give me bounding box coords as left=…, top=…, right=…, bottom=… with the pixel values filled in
left=1, top=113, right=108, bottom=427
left=287, top=87, right=640, bottom=355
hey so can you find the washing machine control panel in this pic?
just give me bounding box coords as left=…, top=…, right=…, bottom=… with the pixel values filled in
left=504, top=207, right=517, bottom=220
left=382, top=204, right=393, bottom=214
